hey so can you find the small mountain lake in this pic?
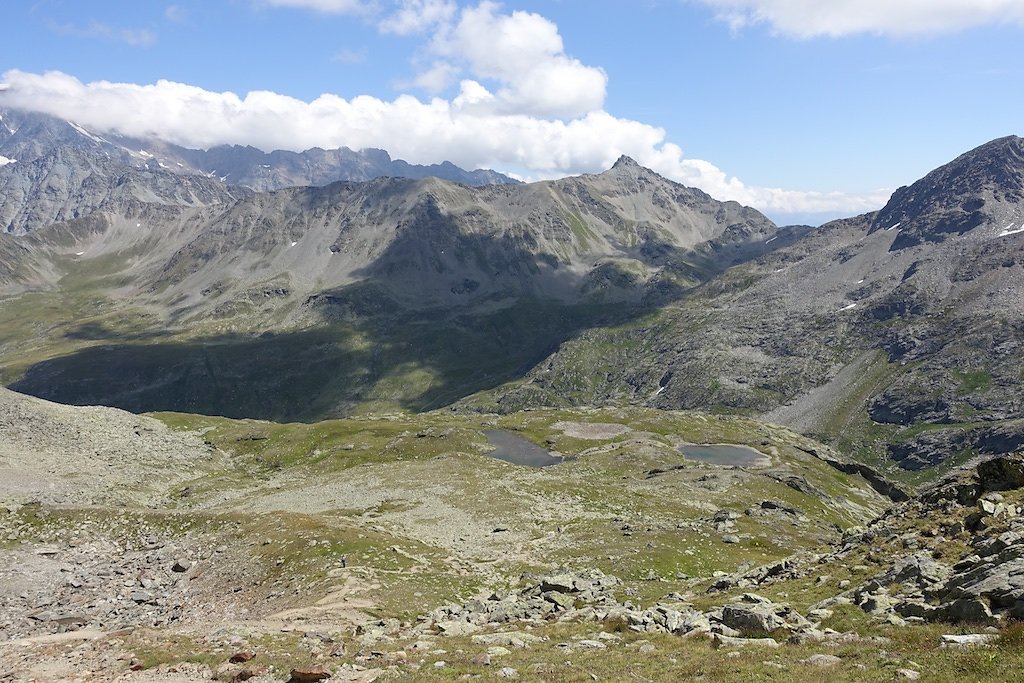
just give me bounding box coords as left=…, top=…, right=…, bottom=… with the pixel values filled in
left=483, top=429, right=564, bottom=467
left=678, top=443, right=770, bottom=467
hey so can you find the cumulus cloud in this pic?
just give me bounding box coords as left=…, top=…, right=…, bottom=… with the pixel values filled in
left=266, top=1, right=604, bottom=117
left=379, top=0, right=457, bottom=34
left=0, top=69, right=887, bottom=216
left=420, top=2, right=607, bottom=118
left=697, top=0, right=1024, bottom=38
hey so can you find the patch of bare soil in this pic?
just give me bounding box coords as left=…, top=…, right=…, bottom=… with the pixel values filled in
left=552, top=421, right=631, bottom=440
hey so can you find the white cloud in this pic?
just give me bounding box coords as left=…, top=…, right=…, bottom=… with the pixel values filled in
left=51, top=21, right=157, bottom=47
left=422, top=2, right=607, bottom=118
left=379, top=0, right=456, bottom=34
left=408, top=61, right=459, bottom=91
left=263, top=0, right=371, bottom=14
left=696, top=0, right=1024, bottom=38
left=0, top=69, right=887, bottom=216
left=263, top=1, right=605, bottom=118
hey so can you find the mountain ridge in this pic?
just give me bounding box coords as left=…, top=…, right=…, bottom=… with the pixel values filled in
left=0, top=108, right=517, bottom=235
left=1, top=130, right=1023, bottom=477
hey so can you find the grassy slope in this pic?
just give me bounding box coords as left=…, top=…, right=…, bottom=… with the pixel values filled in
left=153, top=407, right=887, bottom=602
left=10, top=405, right=1012, bottom=681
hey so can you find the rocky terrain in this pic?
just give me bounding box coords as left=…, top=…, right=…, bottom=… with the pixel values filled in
left=0, top=109, right=514, bottom=236
left=2, top=127, right=1022, bottom=476
left=2, top=55, right=1023, bottom=683
left=1, top=389, right=1023, bottom=681
left=0, top=388, right=219, bottom=506
left=466, top=137, right=1024, bottom=477
left=0, top=131, right=788, bottom=422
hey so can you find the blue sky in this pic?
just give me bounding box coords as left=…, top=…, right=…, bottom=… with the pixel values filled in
left=2, top=0, right=1024, bottom=224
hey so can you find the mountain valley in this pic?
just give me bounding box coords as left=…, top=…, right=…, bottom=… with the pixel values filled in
left=1, top=108, right=1024, bottom=681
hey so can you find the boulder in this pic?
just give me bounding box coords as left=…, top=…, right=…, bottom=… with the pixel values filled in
left=287, top=666, right=332, bottom=682
left=879, top=552, right=952, bottom=587
left=542, top=591, right=576, bottom=610
left=941, top=633, right=998, bottom=647
left=539, top=574, right=577, bottom=593
left=720, top=604, right=787, bottom=633
left=712, top=633, right=780, bottom=649
left=937, top=598, right=996, bottom=625
left=802, top=654, right=842, bottom=667
left=435, top=620, right=481, bottom=637
left=978, top=455, right=1024, bottom=491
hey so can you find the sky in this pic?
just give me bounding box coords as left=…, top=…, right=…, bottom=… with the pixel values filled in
left=1, top=1, right=1023, bottom=224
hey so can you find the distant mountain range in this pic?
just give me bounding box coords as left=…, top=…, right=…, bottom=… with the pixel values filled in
left=0, top=108, right=516, bottom=235
left=0, top=105, right=1021, bottom=480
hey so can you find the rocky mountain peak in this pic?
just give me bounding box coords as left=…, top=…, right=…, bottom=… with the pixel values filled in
left=871, top=135, right=1024, bottom=249
left=612, top=155, right=641, bottom=169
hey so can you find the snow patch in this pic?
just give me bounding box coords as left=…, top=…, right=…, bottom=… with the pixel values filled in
left=136, top=223, right=141, bottom=228
left=290, top=241, right=297, bottom=247
left=838, top=302, right=857, bottom=312
left=886, top=221, right=901, bottom=231
left=0, top=155, right=16, bottom=167
left=999, top=224, right=1024, bottom=237
left=765, top=236, right=778, bottom=244
left=176, top=162, right=184, bottom=167
left=75, top=251, right=85, bottom=256
left=138, top=149, right=154, bottom=158
left=858, top=279, right=865, bottom=284
left=67, top=121, right=109, bottom=145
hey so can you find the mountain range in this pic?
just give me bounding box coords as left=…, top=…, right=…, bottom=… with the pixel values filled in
left=0, top=107, right=1022, bottom=482
left=0, top=108, right=515, bottom=236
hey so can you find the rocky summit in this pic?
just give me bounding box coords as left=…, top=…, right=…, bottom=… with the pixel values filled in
left=468, top=136, right=1024, bottom=478
left=1, top=114, right=1024, bottom=681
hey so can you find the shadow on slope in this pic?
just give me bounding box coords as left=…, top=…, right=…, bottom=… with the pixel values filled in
left=7, top=188, right=790, bottom=421
left=10, top=296, right=655, bottom=422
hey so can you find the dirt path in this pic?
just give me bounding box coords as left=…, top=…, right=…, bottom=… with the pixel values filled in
left=259, top=572, right=379, bottom=635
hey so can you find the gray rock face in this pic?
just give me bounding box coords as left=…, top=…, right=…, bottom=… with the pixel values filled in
left=171, top=143, right=518, bottom=192
left=871, top=136, right=1024, bottom=250
left=720, top=603, right=787, bottom=633
left=1, top=134, right=787, bottom=420
left=0, top=108, right=514, bottom=236
left=853, top=455, right=1024, bottom=625
left=0, top=109, right=240, bottom=235
left=473, top=136, right=1024, bottom=472
left=2, top=115, right=1023, bottom=475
